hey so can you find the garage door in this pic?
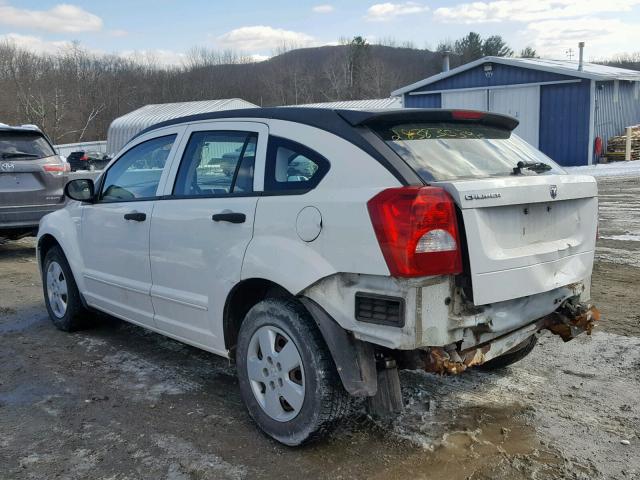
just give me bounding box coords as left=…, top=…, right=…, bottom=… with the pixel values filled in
left=489, top=86, right=540, bottom=148
left=441, top=90, right=487, bottom=110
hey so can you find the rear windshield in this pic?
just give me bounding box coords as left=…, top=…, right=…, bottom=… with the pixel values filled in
left=0, top=131, right=55, bottom=160
left=373, top=122, right=565, bottom=181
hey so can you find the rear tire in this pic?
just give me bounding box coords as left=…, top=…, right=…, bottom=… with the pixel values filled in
left=480, top=335, right=538, bottom=370
left=43, top=246, right=90, bottom=331
left=236, top=298, right=349, bottom=446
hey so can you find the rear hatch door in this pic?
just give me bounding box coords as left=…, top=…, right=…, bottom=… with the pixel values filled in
left=361, top=109, right=598, bottom=306
left=437, top=174, right=598, bottom=305
left=0, top=130, right=65, bottom=207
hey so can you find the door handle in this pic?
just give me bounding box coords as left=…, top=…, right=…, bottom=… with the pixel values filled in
left=211, top=212, right=246, bottom=224
left=124, top=212, right=146, bottom=222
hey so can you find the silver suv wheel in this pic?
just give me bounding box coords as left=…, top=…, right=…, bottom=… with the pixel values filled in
left=46, top=260, right=68, bottom=318
left=246, top=325, right=305, bottom=422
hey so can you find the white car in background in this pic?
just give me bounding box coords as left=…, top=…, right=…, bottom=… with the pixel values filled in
left=37, top=108, right=599, bottom=445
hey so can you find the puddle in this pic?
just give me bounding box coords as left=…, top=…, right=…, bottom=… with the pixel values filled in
left=296, top=404, right=571, bottom=480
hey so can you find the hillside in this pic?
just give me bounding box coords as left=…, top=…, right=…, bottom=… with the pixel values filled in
left=0, top=41, right=444, bottom=143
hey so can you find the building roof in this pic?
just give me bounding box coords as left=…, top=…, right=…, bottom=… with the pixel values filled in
left=392, top=56, right=640, bottom=96
left=293, top=97, right=402, bottom=109
left=106, top=98, right=257, bottom=154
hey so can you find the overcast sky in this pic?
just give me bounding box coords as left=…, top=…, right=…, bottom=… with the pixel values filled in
left=1, top=1, right=639, bottom=65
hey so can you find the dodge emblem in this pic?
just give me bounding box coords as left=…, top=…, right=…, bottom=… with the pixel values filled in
left=550, top=185, right=558, bottom=199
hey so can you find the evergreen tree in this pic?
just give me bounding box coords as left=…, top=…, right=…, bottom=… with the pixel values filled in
left=454, top=32, right=484, bottom=63
left=483, top=35, right=513, bottom=57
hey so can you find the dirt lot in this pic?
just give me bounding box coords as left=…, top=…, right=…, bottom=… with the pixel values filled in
left=1, top=176, right=639, bottom=479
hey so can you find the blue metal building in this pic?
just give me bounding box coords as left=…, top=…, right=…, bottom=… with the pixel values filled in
left=391, top=57, right=640, bottom=166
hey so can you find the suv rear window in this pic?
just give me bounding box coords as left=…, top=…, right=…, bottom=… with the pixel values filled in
left=372, top=122, right=564, bottom=181
left=0, top=131, right=55, bottom=160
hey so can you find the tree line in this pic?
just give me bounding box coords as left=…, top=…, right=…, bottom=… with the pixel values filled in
left=0, top=34, right=635, bottom=145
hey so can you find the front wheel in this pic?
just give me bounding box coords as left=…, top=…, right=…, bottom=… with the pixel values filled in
left=236, top=299, right=349, bottom=446
left=43, top=246, right=90, bottom=331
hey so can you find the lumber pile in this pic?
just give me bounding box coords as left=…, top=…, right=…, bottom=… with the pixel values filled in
left=606, top=125, right=640, bottom=161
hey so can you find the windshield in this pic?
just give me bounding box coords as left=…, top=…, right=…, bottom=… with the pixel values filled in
left=373, top=122, right=565, bottom=181
left=0, top=131, right=56, bottom=160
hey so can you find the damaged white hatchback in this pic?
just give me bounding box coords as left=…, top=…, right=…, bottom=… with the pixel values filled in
left=37, top=108, right=599, bottom=445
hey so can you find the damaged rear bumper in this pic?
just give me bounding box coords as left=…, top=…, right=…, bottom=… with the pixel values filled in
left=423, top=301, right=600, bottom=375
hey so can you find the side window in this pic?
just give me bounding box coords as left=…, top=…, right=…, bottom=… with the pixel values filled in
left=265, top=136, right=329, bottom=192
left=173, top=131, right=257, bottom=197
left=101, top=135, right=176, bottom=202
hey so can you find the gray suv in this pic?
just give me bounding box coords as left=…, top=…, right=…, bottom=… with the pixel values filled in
left=0, top=124, right=68, bottom=239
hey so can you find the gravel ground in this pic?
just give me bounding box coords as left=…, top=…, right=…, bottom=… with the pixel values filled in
left=0, top=175, right=639, bottom=479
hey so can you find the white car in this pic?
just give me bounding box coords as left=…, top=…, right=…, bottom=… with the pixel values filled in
left=37, top=108, right=599, bottom=445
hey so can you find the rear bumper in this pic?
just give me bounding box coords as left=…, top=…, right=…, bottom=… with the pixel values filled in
left=0, top=203, right=64, bottom=229
left=302, top=272, right=594, bottom=351
left=423, top=300, right=600, bottom=374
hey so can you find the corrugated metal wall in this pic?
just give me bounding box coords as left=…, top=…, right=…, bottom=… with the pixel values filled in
left=411, top=63, right=573, bottom=93
left=594, top=80, right=640, bottom=155
left=106, top=99, right=257, bottom=155
left=538, top=80, right=591, bottom=166
left=404, top=93, right=441, bottom=108
left=295, top=98, right=402, bottom=109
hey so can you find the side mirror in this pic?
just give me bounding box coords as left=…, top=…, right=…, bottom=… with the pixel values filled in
left=65, top=178, right=95, bottom=202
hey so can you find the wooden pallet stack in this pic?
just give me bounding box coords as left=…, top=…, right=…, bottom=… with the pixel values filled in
left=606, top=125, right=640, bottom=161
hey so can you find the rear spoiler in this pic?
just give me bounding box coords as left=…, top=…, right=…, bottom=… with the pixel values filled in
left=336, top=108, right=519, bottom=131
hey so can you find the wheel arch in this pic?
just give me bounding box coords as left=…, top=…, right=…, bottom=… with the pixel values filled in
left=223, top=278, right=291, bottom=359
left=37, top=233, right=61, bottom=270
left=36, top=210, right=87, bottom=294
left=224, top=278, right=377, bottom=397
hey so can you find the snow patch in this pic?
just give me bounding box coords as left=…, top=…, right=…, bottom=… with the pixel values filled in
left=601, top=233, right=640, bottom=242
left=566, top=161, right=640, bottom=177
left=153, top=434, right=248, bottom=479
left=101, top=351, right=201, bottom=401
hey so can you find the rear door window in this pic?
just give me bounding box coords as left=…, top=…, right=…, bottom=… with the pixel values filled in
left=173, top=131, right=257, bottom=197
left=0, top=131, right=55, bottom=160
left=264, top=136, right=329, bottom=192
left=372, top=122, right=564, bottom=181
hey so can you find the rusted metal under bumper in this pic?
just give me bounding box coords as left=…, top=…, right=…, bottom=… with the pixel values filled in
left=424, top=301, right=600, bottom=375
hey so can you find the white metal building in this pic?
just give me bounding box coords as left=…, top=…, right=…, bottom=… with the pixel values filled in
left=293, top=98, right=402, bottom=109
left=106, top=99, right=257, bottom=155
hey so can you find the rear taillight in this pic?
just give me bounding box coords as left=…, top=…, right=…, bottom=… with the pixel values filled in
left=80, top=155, right=89, bottom=161
left=367, top=187, right=462, bottom=277
left=43, top=163, right=70, bottom=175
